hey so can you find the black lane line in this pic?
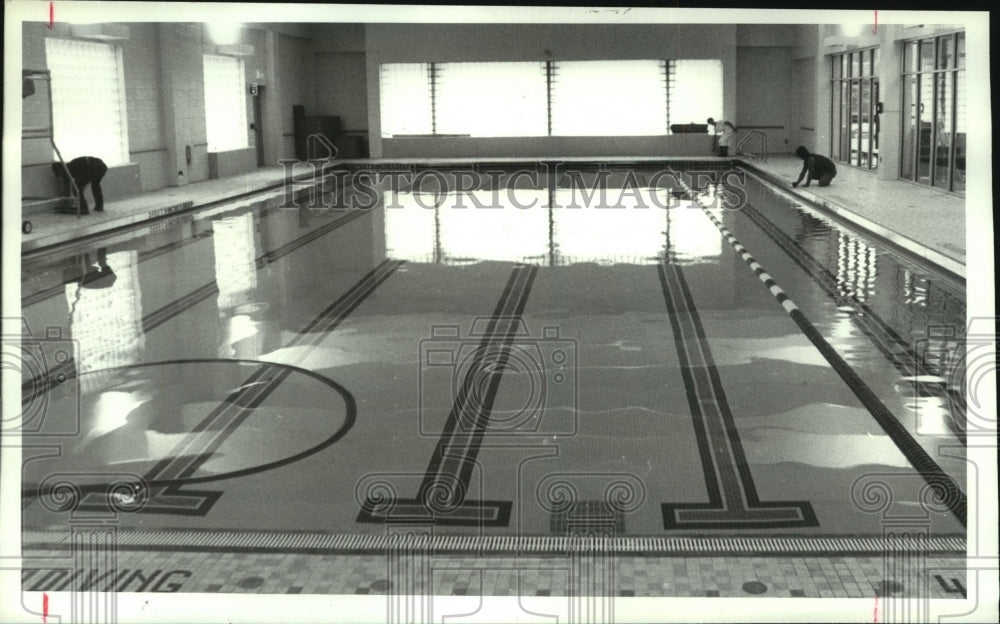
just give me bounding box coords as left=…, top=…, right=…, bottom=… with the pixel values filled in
left=177, top=259, right=405, bottom=472
left=54, top=259, right=404, bottom=516
left=21, top=208, right=368, bottom=405
left=357, top=265, right=537, bottom=526
left=680, top=180, right=968, bottom=528
left=658, top=260, right=817, bottom=530
left=430, top=265, right=537, bottom=503
left=23, top=358, right=356, bottom=495
left=740, top=202, right=967, bottom=443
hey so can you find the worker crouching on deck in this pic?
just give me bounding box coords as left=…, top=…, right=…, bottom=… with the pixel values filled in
left=791, top=146, right=838, bottom=188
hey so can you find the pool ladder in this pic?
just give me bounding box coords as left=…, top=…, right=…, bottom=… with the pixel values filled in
left=305, top=133, right=339, bottom=161
left=737, top=130, right=768, bottom=162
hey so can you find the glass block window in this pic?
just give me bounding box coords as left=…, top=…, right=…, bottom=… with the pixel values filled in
left=435, top=62, right=548, bottom=137
left=378, top=58, right=725, bottom=139
left=203, top=54, right=248, bottom=152
left=668, top=60, right=724, bottom=128
left=380, top=63, right=434, bottom=137
left=45, top=37, right=129, bottom=165
left=551, top=60, right=667, bottom=136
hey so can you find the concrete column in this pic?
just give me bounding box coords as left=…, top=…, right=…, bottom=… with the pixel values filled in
left=814, top=26, right=832, bottom=156
left=262, top=31, right=284, bottom=165
left=157, top=23, right=208, bottom=186
left=366, top=41, right=383, bottom=158
left=723, top=26, right=738, bottom=129
left=877, top=26, right=902, bottom=181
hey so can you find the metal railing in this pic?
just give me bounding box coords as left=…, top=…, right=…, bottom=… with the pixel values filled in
left=23, top=69, right=82, bottom=225
left=737, top=130, right=768, bottom=162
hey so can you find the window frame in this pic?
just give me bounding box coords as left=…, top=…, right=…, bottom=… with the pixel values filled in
left=379, top=58, right=724, bottom=139
left=898, top=30, right=965, bottom=193
left=829, top=46, right=879, bottom=171
left=202, top=53, right=249, bottom=153
left=44, top=36, right=131, bottom=166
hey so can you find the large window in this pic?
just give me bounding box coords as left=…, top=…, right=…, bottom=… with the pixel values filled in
left=380, top=63, right=434, bottom=136
left=831, top=48, right=879, bottom=170
left=900, top=32, right=965, bottom=192
left=45, top=37, right=129, bottom=166
left=437, top=62, right=548, bottom=137
left=203, top=54, right=248, bottom=152
left=668, top=60, right=724, bottom=127
left=550, top=60, right=667, bottom=136
left=380, top=59, right=722, bottom=138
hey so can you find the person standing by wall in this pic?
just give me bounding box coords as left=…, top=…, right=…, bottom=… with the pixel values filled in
left=707, top=117, right=738, bottom=157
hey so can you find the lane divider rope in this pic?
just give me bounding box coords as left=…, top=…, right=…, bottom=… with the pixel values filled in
left=671, top=173, right=968, bottom=528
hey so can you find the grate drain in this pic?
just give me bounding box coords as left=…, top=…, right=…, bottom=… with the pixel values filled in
left=550, top=500, right=625, bottom=536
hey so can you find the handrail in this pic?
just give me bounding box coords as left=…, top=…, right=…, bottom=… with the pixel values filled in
left=306, top=133, right=339, bottom=161
left=23, top=69, right=82, bottom=217
left=736, top=130, right=768, bottom=163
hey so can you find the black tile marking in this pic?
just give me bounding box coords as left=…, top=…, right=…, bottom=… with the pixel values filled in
left=551, top=500, right=625, bottom=535
left=933, top=575, right=966, bottom=597
left=357, top=266, right=536, bottom=527
left=657, top=259, right=817, bottom=530
left=671, top=169, right=967, bottom=529
left=26, top=260, right=399, bottom=516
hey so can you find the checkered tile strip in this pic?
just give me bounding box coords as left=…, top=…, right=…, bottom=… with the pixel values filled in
left=23, top=531, right=966, bottom=555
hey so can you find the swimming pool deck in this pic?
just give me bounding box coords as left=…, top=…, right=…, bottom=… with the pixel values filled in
left=743, top=155, right=969, bottom=281
left=19, top=156, right=969, bottom=283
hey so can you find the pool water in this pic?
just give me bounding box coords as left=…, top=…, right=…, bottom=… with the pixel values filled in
left=19, top=163, right=967, bottom=544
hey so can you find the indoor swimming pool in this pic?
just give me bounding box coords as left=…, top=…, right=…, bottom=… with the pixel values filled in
left=19, top=162, right=967, bottom=566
